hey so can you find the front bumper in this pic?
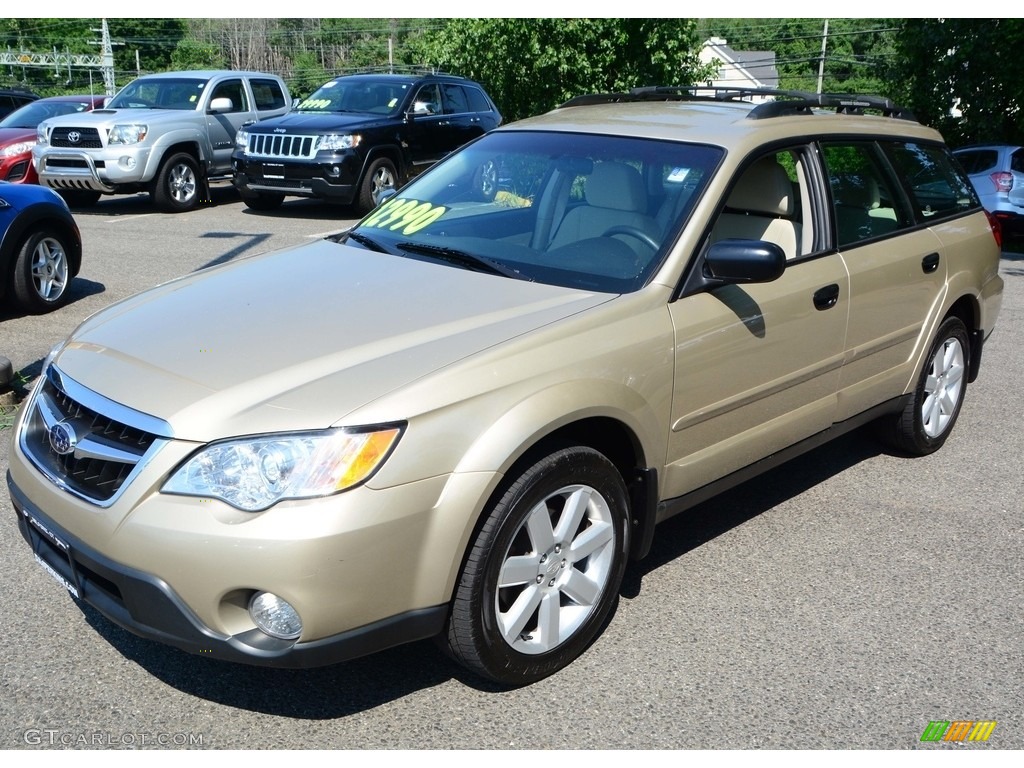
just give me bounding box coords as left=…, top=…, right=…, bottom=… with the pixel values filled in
left=232, top=151, right=360, bottom=203
left=9, top=476, right=446, bottom=668
left=34, top=146, right=153, bottom=194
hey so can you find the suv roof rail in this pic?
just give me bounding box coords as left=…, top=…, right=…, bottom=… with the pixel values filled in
left=336, top=65, right=461, bottom=78
left=559, top=85, right=917, bottom=122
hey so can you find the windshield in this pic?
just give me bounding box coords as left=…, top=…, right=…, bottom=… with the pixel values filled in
left=349, top=131, right=722, bottom=293
left=108, top=78, right=208, bottom=110
left=0, top=99, right=95, bottom=128
left=296, top=78, right=412, bottom=116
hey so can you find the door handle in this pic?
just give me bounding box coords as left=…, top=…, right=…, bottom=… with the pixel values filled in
left=922, top=253, right=940, bottom=273
left=813, top=283, right=840, bottom=310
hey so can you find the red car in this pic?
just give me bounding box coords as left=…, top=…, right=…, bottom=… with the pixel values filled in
left=0, top=95, right=105, bottom=185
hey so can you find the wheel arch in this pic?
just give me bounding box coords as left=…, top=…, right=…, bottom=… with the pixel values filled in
left=944, top=293, right=982, bottom=382
left=0, top=206, right=82, bottom=292
left=359, top=145, right=405, bottom=187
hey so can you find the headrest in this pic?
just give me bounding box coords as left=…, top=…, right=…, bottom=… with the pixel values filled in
left=727, top=157, right=793, bottom=217
left=586, top=162, right=648, bottom=212
left=831, top=173, right=880, bottom=210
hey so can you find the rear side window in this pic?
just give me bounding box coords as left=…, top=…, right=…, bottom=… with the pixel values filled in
left=822, top=142, right=910, bottom=248
left=885, top=142, right=978, bottom=221
left=465, top=86, right=493, bottom=114
left=251, top=79, right=286, bottom=111
left=955, top=149, right=997, bottom=174
left=442, top=84, right=470, bottom=115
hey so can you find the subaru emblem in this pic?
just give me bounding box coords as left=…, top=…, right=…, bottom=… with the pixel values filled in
left=67, top=131, right=81, bottom=144
left=49, top=423, right=77, bottom=456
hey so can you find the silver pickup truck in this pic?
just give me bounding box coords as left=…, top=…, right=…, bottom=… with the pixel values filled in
left=32, top=70, right=291, bottom=213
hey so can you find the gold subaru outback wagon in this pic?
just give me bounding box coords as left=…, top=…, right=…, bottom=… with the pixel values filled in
left=7, top=88, right=1004, bottom=685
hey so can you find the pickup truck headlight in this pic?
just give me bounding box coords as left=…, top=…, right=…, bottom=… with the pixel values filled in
left=318, top=133, right=360, bottom=152
left=162, top=426, right=403, bottom=512
left=36, top=125, right=48, bottom=145
left=1, top=140, right=35, bottom=157
left=108, top=124, right=148, bottom=145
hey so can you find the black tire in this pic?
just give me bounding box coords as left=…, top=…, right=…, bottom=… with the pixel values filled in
left=878, top=316, right=970, bottom=456
left=153, top=152, right=200, bottom=213
left=445, top=446, right=630, bottom=685
left=58, top=190, right=100, bottom=208
left=10, top=229, right=73, bottom=314
left=241, top=191, right=284, bottom=211
left=357, top=157, right=398, bottom=215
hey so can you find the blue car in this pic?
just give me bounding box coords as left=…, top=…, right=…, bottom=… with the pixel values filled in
left=0, top=181, right=81, bottom=314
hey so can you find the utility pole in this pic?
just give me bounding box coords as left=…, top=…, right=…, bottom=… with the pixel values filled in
left=816, top=19, right=829, bottom=95
left=90, top=18, right=119, bottom=96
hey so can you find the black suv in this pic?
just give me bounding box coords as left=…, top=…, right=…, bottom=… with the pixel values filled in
left=231, top=71, right=502, bottom=214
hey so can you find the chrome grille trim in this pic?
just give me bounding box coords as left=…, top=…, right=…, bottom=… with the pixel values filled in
left=246, top=133, right=319, bottom=160
left=18, top=365, right=172, bottom=507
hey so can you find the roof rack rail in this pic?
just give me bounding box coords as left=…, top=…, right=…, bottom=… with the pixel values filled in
left=338, top=65, right=459, bottom=78
left=558, top=85, right=917, bottom=122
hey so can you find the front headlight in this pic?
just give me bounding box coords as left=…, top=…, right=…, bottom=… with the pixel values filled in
left=36, top=124, right=48, bottom=145
left=235, top=128, right=249, bottom=148
left=162, top=426, right=403, bottom=512
left=318, top=133, right=360, bottom=152
left=1, top=140, right=36, bottom=157
left=108, top=124, right=148, bottom=145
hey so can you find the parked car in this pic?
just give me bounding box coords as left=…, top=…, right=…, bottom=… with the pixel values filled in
left=232, top=70, right=502, bottom=214
left=0, top=95, right=106, bottom=190
left=953, top=144, right=1024, bottom=237
left=0, top=88, right=39, bottom=120
left=0, top=182, right=81, bottom=314
left=8, top=87, right=1003, bottom=686
left=32, top=71, right=291, bottom=212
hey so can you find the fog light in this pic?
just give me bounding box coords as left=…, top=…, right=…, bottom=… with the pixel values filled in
left=328, top=165, right=341, bottom=178
left=249, top=591, right=302, bottom=640
left=119, top=156, right=137, bottom=170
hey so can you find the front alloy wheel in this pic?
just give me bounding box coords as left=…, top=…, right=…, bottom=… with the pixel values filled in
left=445, top=446, right=630, bottom=685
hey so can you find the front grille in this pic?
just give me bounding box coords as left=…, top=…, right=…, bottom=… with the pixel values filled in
left=20, top=368, right=167, bottom=504
left=51, top=127, right=103, bottom=149
left=247, top=133, right=319, bottom=160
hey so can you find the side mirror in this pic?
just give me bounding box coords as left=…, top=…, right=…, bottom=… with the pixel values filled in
left=209, top=97, right=234, bottom=113
left=705, top=239, right=786, bottom=284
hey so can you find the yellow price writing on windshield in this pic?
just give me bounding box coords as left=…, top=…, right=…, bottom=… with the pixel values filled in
left=362, top=198, right=447, bottom=236
left=298, top=98, right=332, bottom=110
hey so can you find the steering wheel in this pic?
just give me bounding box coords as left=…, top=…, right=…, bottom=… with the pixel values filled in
left=601, top=226, right=659, bottom=252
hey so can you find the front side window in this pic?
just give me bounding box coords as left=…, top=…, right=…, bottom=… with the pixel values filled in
left=210, top=80, right=247, bottom=113
left=822, top=142, right=910, bottom=247
left=346, top=131, right=722, bottom=293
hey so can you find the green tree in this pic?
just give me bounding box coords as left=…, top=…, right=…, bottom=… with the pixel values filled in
left=890, top=18, right=1024, bottom=145
left=170, top=38, right=227, bottom=71
left=411, top=18, right=715, bottom=122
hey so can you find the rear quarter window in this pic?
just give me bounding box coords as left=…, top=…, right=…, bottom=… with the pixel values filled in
left=885, top=142, right=979, bottom=222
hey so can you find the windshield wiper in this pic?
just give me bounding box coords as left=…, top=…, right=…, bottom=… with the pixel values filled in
left=342, top=231, right=391, bottom=253
left=396, top=242, right=530, bottom=281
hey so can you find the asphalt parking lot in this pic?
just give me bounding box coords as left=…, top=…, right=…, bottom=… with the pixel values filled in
left=1, top=187, right=1022, bottom=749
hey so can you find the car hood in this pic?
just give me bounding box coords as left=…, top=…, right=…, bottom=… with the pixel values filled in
left=52, top=240, right=612, bottom=442
left=41, top=108, right=200, bottom=129
left=0, top=127, right=35, bottom=144
left=250, top=112, right=394, bottom=133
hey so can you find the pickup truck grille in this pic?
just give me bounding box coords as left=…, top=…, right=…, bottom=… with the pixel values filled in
left=50, top=127, right=103, bottom=149
left=245, top=133, right=319, bottom=160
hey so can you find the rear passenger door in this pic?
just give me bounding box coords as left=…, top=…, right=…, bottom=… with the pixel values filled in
left=822, top=141, right=968, bottom=421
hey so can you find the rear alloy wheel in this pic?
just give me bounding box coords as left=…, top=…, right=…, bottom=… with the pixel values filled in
left=153, top=152, right=200, bottom=212
left=881, top=316, right=969, bottom=455
left=445, top=447, right=630, bottom=685
left=11, top=230, right=72, bottom=314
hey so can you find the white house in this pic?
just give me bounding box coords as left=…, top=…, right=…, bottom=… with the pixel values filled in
left=698, top=37, right=780, bottom=103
